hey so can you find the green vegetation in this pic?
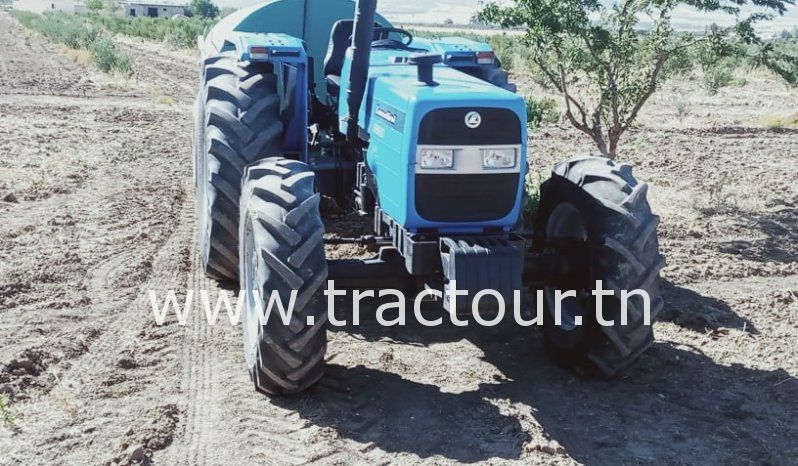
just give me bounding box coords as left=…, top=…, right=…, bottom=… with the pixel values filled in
left=478, top=0, right=797, bottom=158
left=189, top=0, right=219, bottom=20
left=0, top=394, right=15, bottom=429
left=12, top=10, right=216, bottom=50
left=90, top=34, right=132, bottom=73
left=84, top=0, right=104, bottom=14
left=696, top=45, right=740, bottom=95
left=521, top=170, right=544, bottom=230
left=525, top=96, right=559, bottom=130
left=486, top=34, right=517, bottom=71
left=756, top=37, right=798, bottom=85
left=9, top=10, right=132, bottom=75
left=86, top=14, right=216, bottom=49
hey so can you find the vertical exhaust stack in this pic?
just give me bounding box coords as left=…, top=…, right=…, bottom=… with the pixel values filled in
left=346, top=0, right=377, bottom=143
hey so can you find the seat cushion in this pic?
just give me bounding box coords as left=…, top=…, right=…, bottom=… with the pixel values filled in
left=323, top=20, right=354, bottom=78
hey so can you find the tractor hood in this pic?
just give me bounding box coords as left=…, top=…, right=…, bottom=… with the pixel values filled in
left=338, top=48, right=526, bottom=141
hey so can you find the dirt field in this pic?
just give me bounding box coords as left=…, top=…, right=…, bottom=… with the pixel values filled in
left=1, top=12, right=797, bottom=465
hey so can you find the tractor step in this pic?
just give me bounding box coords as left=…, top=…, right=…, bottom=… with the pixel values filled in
left=327, top=247, right=415, bottom=290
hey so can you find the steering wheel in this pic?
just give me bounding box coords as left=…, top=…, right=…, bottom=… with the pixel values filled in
left=371, top=27, right=414, bottom=49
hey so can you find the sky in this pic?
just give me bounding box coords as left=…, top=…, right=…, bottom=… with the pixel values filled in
left=216, top=0, right=798, bottom=36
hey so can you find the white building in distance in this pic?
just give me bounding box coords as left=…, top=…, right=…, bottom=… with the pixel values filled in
left=12, top=0, right=75, bottom=14
left=121, top=1, right=188, bottom=18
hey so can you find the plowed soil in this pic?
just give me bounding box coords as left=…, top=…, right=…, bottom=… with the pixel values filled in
left=1, top=13, right=797, bottom=466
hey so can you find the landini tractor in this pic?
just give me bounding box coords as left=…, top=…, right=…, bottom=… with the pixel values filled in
left=194, top=0, right=665, bottom=395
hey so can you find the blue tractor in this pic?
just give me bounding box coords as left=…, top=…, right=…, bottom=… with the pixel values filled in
left=194, top=0, right=665, bottom=395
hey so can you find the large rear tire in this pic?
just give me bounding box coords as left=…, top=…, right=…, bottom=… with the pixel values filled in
left=196, top=56, right=283, bottom=281
left=536, top=156, right=665, bottom=377
left=239, top=158, right=328, bottom=395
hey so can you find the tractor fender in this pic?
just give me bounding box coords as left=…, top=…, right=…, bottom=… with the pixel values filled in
left=200, top=0, right=391, bottom=101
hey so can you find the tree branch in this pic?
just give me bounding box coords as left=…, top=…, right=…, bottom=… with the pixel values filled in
left=624, top=54, right=667, bottom=128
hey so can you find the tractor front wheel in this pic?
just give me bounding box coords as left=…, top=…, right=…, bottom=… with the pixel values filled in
left=536, top=156, right=665, bottom=377
left=239, top=158, right=329, bottom=395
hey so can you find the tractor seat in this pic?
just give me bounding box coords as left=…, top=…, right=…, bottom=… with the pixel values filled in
left=325, top=75, right=342, bottom=96
left=323, top=19, right=382, bottom=98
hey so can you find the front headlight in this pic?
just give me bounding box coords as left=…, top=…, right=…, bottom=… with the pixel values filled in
left=482, top=148, right=516, bottom=169
left=419, top=149, right=454, bottom=169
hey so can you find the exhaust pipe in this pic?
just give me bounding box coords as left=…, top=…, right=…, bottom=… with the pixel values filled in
left=346, top=0, right=377, bottom=143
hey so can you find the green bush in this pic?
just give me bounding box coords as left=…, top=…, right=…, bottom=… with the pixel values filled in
left=88, top=14, right=214, bottom=48
left=90, top=35, right=132, bottom=74
left=190, top=0, right=219, bottom=19
left=757, top=38, right=798, bottom=86
left=701, top=60, right=736, bottom=94
left=521, top=171, right=544, bottom=231
left=525, top=96, right=559, bottom=130
left=8, top=10, right=39, bottom=28
left=695, top=45, right=742, bottom=94
left=487, top=34, right=518, bottom=70
left=10, top=10, right=133, bottom=75
left=163, top=19, right=208, bottom=49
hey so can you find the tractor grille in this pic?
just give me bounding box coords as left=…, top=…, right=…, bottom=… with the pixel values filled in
left=418, top=107, right=522, bottom=145
left=415, top=173, right=520, bottom=222
left=415, top=107, right=522, bottom=222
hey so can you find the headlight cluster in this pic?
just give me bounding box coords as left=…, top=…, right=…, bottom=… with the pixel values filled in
left=417, top=147, right=517, bottom=170
left=481, top=148, right=516, bottom=169
left=419, top=149, right=454, bottom=169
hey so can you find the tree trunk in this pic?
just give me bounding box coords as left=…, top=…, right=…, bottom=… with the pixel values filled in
left=607, top=126, right=624, bottom=160
left=590, top=125, right=611, bottom=159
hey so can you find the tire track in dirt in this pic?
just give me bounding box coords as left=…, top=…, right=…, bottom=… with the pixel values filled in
left=169, top=239, right=326, bottom=465
left=179, top=249, right=217, bottom=466
left=1, top=13, right=194, bottom=464
left=122, top=36, right=342, bottom=466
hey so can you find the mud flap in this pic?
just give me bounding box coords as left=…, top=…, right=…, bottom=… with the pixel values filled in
left=440, top=237, right=524, bottom=315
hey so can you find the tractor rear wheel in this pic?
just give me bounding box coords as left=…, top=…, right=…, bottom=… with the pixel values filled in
left=535, top=156, right=665, bottom=377
left=239, top=158, right=328, bottom=395
left=197, top=56, right=282, bottom=281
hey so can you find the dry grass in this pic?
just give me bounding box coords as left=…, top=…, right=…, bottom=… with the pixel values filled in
left=59, top=45, right=92, bottom=66
left=761, top=114, right=798, bottom=129
left=154, top=94, right=176, bottom=106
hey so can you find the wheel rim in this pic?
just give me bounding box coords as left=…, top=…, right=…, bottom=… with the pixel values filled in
left=544, top=202, right=588, bottom=332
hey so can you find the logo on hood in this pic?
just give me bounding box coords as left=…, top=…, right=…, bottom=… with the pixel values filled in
left=465, top=111, right=482, bottom=129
